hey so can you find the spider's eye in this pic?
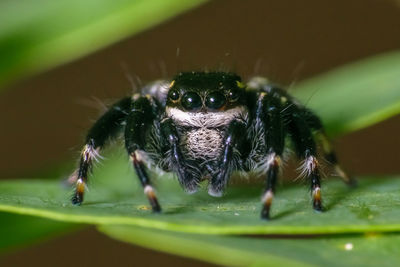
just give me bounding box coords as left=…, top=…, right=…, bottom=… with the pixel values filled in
left=205, top=91, right=226, bottom=110
left=182, top=92, right=202, bottom=111
left=168, top=89, right=180, bottom=101
left=228, top=88, right=240, bottom=102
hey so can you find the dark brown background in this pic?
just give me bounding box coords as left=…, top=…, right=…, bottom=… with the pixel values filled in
left=1, top=0, right=400, bottom=266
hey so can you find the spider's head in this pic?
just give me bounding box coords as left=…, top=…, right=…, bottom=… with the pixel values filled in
left=166, top=71, right=246, bottom=112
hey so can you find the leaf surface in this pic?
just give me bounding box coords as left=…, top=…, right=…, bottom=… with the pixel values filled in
left=99, top=224, right=400, bottom=267
left=0, top=156, right=399, bottom=235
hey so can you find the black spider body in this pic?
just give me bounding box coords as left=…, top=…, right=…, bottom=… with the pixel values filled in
left=71, top=71, right=352, bottom=219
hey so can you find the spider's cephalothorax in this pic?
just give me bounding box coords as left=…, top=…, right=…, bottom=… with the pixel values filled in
left=70, top=71, right=354, bottom=219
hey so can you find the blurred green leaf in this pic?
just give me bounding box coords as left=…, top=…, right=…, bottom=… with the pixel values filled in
left=99, top=225, right=400, bottom=267
left=293, top=51, right=400, bottom=136
left=0, top=0, right=208, bottom=89
left=0, top=212, right=78, bottom=253
left=0, top=153, right=399, bottom=235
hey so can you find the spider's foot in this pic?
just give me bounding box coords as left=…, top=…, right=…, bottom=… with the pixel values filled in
left=71, top=194, right=83, bottom=206
left=345, top=176, right=358, bottom=188
left=313, top=201, right=324, bottom=212
left=261, top=206, right=271, bottom=220
left=334, top=165, right=357, bottom=188
left=71, top=178, right=85, bottom=205
left=177, top=170, right=199, bottom=195
left=261, top=190, right=274, bottom=220
left=144, top=185, right=162, bottom=213
left=185, top=186, right=199, bottom=195
left=345, top=175, right=358, bottom=188
left=208, top=173, right=227, bottom=197
left=312, top=186, right=323, bottom=212
left=208, top=186, right=223, bottom=197
left=150, top=199, right=162, bottom=213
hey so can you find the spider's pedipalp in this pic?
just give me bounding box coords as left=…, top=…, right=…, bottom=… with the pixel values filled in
left=160, top=117, right=201, bottom=194
left=208, top=119, right=247, bottom=197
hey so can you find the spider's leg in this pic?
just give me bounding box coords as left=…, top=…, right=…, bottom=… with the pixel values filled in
left=257, top=92, right=286, bottom=220
left=287, top=105, right=324, bottom=211
left=125, top=95, right=162, bottom=212
left=208, top=120, right=247, bottom=197
left=72, top=97, right=132, bottom=205
left=160, top=118, right=199, bottom=193
left=305, top=110, right=356, bottom=186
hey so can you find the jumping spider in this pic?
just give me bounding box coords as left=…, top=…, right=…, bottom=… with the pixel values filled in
left=71, top=71, right=353, bottom=220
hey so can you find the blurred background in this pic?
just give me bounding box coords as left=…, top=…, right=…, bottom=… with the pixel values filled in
left=0, top=0, right=399, bottom=266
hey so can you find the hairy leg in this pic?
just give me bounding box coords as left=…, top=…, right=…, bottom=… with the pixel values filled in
left=160, top=118, right=200, bottom=193
left=252, top=91, right=286, bottom=219
left=287, top=105, right=324, bottom=211
left=304, top=109, right=356, bottom=186
left=125, top=95, right=162, bottom=212
left=72, top=97, right=132, bottom=205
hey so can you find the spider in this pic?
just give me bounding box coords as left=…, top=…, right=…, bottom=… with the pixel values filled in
left=70, top=71, right=354, bottom=220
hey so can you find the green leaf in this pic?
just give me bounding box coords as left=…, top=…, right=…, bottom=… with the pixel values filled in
left=292, top=51, right=400, bottom=136
left=99, top=225, right=400, bottom=267
left=0, top=155, right=399, bottom=235
left=0, top=212, right=79, bottom=252
left=0, top=0, right=208, bottom=89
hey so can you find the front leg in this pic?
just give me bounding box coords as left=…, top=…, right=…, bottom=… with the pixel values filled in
left=161, top=118, right=200, bottom=193
left=71, top=97, right=132, bottom=205
left=125, top=95, right=161, bottom=212
left=208, top=120, right=247, bottom=197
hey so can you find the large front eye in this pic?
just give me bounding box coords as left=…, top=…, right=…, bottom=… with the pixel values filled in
left=182, top=92, right=202, bottom=111
left=168, top=89, right=180, bottom=101
left=205, top=91, right=226, bottom=110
